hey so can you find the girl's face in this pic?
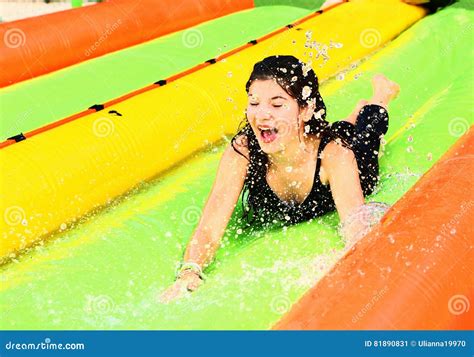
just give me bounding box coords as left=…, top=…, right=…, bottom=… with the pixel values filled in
left=247, top=79, right=307, bottom=155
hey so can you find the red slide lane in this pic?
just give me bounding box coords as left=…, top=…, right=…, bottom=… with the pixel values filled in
left=0, top=0, right=254, bottom=87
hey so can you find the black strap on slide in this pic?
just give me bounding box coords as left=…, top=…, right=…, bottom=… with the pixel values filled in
left=7, top=133, right=26, bottom=142
left=89, top=104, right=104, bottom=111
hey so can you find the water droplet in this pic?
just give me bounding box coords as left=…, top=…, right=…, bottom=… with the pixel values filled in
left=427, top=153, right=433, bottom=161
left=406, top=146, right=413, bottom=153
left=59, top=223, right=67, bottom=231
left=285, top=166, right=293, bottom=173
left=237, top=228, right=243, bottom=235
left=407, top=135, right=413, bottom=142
left=450, top=228, right=456, bottom=235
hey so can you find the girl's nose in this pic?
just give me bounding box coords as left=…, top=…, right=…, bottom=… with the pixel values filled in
left=255, top=108, right=272, bottom=120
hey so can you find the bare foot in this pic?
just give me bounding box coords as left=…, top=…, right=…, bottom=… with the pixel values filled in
left=371, top=74, right=400, bottom=103
left=344, top=74, right=399, bottom=125
left=320, top=0, right=345, bottom=10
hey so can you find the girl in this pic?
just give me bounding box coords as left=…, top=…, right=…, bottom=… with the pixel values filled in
left=160, top=55, right=399, bottom=303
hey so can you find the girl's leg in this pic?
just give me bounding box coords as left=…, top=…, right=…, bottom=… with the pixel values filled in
left=349, top=74, right=399, bottom=195
left=353, top=104, right=388, bottom=195
left=345, top=74, right=400, bottom=125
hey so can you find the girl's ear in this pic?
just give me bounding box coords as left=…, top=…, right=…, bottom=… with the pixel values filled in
left=300, top=100, right=316, bottom=123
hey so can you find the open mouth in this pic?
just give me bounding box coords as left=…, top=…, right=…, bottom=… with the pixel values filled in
left=258, top=127, right=278, bottom=144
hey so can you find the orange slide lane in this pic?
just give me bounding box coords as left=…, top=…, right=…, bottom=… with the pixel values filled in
left=0, top=0, right=254, bottom=87
left=274, top=127, right=474, bottom=330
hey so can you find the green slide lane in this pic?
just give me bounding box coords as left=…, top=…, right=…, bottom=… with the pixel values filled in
left=0, top=3, right=472, bottom=329
left=254, top=0, right=321, bottom=8
left=0, top=4, right=323, bottom=140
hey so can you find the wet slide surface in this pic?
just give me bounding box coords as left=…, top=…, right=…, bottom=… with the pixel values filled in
left=0, top=5, right=318, bottom=140
left=1, top=2, right=473, bottom=329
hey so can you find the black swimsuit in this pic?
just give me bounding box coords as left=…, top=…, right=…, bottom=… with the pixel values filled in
left=247, top=104, right=389, bottom=226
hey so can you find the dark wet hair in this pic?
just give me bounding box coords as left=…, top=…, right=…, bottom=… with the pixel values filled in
left=230, top=55, right=331, bottom=225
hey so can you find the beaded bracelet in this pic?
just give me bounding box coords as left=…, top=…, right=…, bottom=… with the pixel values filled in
left=175, top=261, right=206, bottom=281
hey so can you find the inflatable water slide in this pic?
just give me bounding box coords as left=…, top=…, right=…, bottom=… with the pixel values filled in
left=0, top=0, right=472, bottom=329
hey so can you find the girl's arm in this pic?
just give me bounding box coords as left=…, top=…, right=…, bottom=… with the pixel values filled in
left=322, top=142, right=371, bottom=245
left=323, top=142, right=365, bottom=222
left=160, top=138, right=249, bottom=303
left=183, top=140, right=249, bottom=269
left=323, top=74, right=399, bottom=245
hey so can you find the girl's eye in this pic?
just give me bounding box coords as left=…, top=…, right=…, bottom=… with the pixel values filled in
left=273, top=104, right=283, bottom=108
left=249, top=103, right=258, bottom=106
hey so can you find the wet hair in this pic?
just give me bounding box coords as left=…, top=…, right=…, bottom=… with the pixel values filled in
left=230, top=55, right=331, bottom=225
left=422, top=0, right=457, bottom=13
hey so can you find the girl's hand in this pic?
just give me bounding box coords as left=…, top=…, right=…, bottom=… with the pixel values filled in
left=159, top=270, right=203, bottom=304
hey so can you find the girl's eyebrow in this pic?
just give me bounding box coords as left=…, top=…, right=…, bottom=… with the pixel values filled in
left=247, top=93, right=287, bottom=100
